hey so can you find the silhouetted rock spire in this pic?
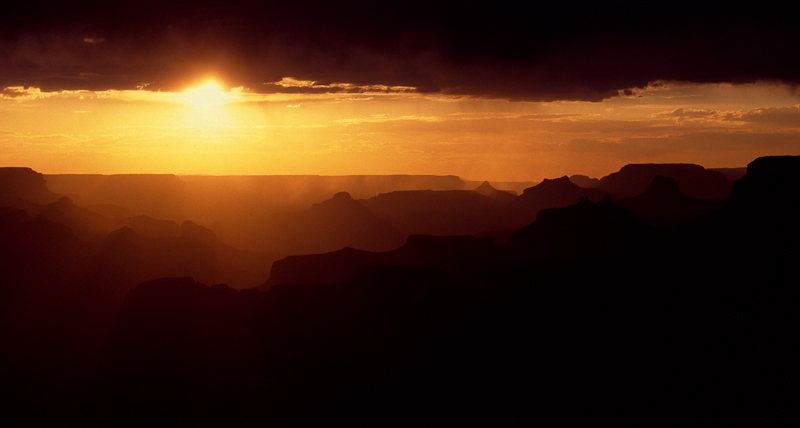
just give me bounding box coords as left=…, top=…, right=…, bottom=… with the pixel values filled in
left=473, top=181, right=516, bottom=203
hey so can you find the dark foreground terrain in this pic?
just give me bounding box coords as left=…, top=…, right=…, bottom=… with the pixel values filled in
left=1, top=157, right=796, bottom=425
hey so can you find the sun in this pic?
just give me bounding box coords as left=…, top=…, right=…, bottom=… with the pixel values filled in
left=180, top=81, right=229, bottom=110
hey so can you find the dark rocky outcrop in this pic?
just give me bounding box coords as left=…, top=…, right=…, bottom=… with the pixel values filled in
left=569, top=174, right=600, bottom=188
left=264, top=234, right=500, bottom=289
left=90, top=226, right=218, bottom=295
left=500, top=176, right=606, bottom=229
left=597, top=163, right=731, bottom=200
left=709, top=167, right=748, bottom=185
left=0, top=167, right=60, bottom=205
left=507, top=194, right=663, bottom=260
left=266, top=191, right=406, bottom=255
left=615, top=175, right=727, bottom=231
left=97, top=277, right=265, bottom=420
left=727, top=155, right=800, bottom=218
left=44, top=174, right=188, bottom=220
left=38, top=196, right=118, bottom=242
left=361, top=189, right=506, bottom=237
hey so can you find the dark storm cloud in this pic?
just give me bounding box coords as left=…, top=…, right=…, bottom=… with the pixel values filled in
left=1, top=1, right=798, bottom=101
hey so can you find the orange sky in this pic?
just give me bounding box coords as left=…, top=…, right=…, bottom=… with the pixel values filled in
left=1, top=79, right=798, bottom=181
left=2, top=2, right=799, bottom=181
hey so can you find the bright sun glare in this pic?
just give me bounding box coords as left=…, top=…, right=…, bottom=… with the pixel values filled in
left=180, top=81, right=228, bottom=110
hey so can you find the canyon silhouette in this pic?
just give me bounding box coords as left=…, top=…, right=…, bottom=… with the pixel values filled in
left=1, top=156, right=797, bottom=424
left=4, top=1, right=799, bottom=424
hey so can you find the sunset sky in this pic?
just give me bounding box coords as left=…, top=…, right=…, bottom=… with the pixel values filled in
left=2, top=1, right=798, bottom=181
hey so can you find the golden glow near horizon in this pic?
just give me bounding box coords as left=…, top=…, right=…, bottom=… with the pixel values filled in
left=180, top=82, right=230, bottom=110
left=174, top=81, right=237, bottom=128
left=1, top=81, right=799, bottom=180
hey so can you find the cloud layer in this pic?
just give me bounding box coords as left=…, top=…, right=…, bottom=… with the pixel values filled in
left=2, top=1, right=799, bottom=101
